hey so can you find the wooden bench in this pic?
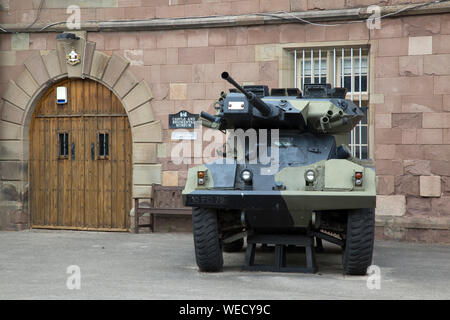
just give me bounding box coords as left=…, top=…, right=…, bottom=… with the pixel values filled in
left=134, top=184, right=192, bottom=233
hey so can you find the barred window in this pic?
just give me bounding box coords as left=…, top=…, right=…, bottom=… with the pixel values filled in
left=97, top=131, right=109, bottom=159
left=303, top=58, right=327, bottom=85
left=58, top=132, right=69, bottom=159
left=343, top=57, right=368, bottom=93
left=292, top=46, right=370, bottom=159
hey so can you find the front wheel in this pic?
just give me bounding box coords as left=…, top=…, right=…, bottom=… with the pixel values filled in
left=192, top=207, right=223, bottom=272
left=342, top=208, right=375, bottom=275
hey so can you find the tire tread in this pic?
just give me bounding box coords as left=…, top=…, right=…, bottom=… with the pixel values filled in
left=192, top=207, right=223, bottom=272
left=342, top=208, right=375, bottom=275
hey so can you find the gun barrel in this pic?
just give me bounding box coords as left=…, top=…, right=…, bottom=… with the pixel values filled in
left=200, top=111, right=218, bottom=123
left=221, top=72, right=272, bottom=116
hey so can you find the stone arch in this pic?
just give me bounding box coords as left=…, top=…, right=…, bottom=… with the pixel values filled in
left=0, top=39, right=162, bottom=230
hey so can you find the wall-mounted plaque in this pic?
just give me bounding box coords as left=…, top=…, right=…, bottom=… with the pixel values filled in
left=171, top=131, right=197, bottom=140
left=169, top=110, right=199, bottom=129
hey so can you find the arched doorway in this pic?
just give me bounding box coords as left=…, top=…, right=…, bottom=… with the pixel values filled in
left=29, top=78, right=132, bottom=231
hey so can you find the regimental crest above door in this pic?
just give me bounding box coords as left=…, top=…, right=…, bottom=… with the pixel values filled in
left=66, top=47, right=80, bottom=66
left=55, top=30, right=89, bottom=78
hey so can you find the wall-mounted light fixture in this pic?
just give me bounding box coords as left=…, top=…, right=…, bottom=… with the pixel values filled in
left=56, top=32, right=80, bottom=42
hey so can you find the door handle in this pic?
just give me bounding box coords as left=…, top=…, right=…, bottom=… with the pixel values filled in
left=91, top=143, right=95, bottom=161
left=71, top=142, right=75, bottom=160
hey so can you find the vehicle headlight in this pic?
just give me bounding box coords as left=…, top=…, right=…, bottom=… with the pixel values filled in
left=240, top=169, right=253, bottom=183
left=305, top=169, right=316, bottom=183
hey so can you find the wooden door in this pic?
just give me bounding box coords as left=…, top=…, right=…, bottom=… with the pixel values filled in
left=29, top=79, right=132, bottom=231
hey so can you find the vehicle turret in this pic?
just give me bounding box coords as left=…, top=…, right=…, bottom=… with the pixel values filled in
left=200, top=72, right=364, bottom=134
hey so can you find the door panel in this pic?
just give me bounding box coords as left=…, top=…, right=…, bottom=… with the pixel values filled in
left=30, top=78, right=131, bottom=231
left=71, top=117, right=84, bottom=227
left=85, top=116, right=98, bottom=228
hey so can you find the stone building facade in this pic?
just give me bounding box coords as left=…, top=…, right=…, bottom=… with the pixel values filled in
left=0, top=0, right=449, bottom=242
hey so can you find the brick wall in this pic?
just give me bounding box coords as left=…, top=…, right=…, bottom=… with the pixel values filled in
left=0, top=8, right=449, bottom=240
left=371, top=14, right=450, bottom=243
left=0, top=0, right=440, bottom=24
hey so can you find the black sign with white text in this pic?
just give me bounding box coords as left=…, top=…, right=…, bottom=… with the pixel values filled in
left=169, top=110, right=199, bottom=129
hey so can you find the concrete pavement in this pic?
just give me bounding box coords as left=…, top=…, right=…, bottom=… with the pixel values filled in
left=0, top=230, right=449, bottom=299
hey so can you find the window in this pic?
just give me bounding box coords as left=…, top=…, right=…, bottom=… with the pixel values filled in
left=303, top=58, right=327, bottom=85
left=97, top=132, right=109, bottom=159
left=58, top=132, right=69, bottom=159
left=292, top=46, right=370, bottom=159
left=342, top=56, right=368, bottom=93
left=347, top=104, right=369, bottom=160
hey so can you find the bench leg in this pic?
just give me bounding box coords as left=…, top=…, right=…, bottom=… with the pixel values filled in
left=134, top=199, right=139, bottom=234
left=150, top=213, right=155, bottom=232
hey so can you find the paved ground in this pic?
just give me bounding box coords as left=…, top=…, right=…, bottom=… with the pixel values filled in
left=0, top=230, right=449, bottom=299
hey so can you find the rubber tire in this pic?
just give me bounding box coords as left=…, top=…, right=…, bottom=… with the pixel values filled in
left=222, top=238, right=244, bottom=253
left=342, top=208, right=375, bottom=275
left=192, top=207, right=223, bottom=272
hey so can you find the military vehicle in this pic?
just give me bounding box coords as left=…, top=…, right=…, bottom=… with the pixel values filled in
left=182, top=72, right=376, bottom=275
